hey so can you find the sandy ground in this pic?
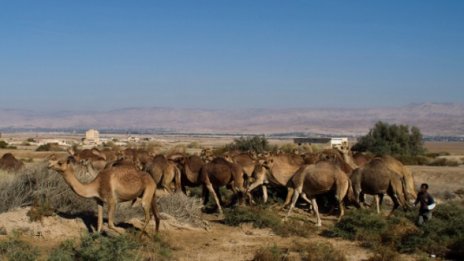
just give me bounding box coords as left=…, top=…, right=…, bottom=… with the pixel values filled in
left=0, top=205, right=423, bottom=261
left=411, top=165, right=464, bottom=200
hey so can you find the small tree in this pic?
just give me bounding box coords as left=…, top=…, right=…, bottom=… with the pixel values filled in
left=352, top=121, right=425, bottom=157
left=226, top=135, right=271, bottom=153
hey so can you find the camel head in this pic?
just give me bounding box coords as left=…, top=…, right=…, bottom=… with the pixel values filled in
left=48, top=156, right=76, bottom=173
left=223, top=154, right=234, bottom=163
left=252, top=162, right=268, bottom=180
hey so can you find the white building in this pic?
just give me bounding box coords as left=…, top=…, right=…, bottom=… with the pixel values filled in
left=84, top=129, right=100, bottom=144
left=330, top=137, right=349, bottom=150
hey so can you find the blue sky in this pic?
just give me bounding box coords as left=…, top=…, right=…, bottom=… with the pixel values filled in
left=0, top=1, right=463, bottom=111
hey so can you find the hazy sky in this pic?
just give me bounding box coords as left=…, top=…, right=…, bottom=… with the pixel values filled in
left=1, top=1, right=463, bottom=111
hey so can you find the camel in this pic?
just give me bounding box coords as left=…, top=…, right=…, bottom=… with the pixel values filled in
left=0, top=153, right=24, bottom=172
left=223, top=151, right=257, bottom=179
left=286, top=161, right=356, bottom=226
left=248, top=153, right=304, bottom=205
left=48, top=156, right=160, bottom=235
left=68, top=148, right=107, bottom=172
left=352, top=152, right=373, bottom=167
left=200, top=157, right=250, bottom=214
left=173, top=154, right=205, bottom=193
left=142, top=154, right=181, bottom=193
left=351, top=157, right=409, bottom=215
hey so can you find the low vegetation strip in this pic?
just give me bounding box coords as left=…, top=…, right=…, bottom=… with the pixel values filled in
left=325, top=203, right=464, bottom=260
left=224, top=206, right=317, bottom=237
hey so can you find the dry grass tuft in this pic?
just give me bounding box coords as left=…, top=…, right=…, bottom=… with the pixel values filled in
left=158, top=192, right=209, bottom=229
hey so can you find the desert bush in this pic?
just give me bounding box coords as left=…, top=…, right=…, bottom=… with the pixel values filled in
left=365, top=246, right=401, bottom=261
left=428, top=158, right=459, bottom=167
left=187, top=141, right=201, bottom=149
left=298, top=241, right=346, bottom=261
left=279, top=143, right=298, bottom=154
left=224, top=135, right=271, bottom=154
left=253, top=245, right=288, bottom=261
left=224, top=206, right=281, bottom=229
left=0, top=140, right=8, bottom=149
left=327, top=203, right=464, bottom=258
left=36, top=143, right=63, bottom=152
left=425, top=152, right=450, bottom=158
left=396, top=155, right=430, bottom=165
left=273, top=218, right=317, bottom=238
left=0, top=233, right=39, bottom=261
left=0, top=162, right=96, bottom=215
left=352, top=121, right=425, bottom=158
left=48, top=232, right=171, bottom=261
left=157, top=192, right=209, bottom=229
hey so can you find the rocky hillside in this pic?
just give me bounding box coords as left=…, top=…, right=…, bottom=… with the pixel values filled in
left=0, top=103, right=463, bottom=136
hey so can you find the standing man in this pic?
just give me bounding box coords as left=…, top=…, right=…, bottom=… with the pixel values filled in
left=414, top=183, right=435, bottom=225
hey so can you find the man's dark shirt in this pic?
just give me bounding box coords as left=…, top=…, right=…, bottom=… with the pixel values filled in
left=415, top=191, right=434, bottom=213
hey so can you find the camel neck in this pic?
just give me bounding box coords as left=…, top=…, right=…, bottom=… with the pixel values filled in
left=61, top=168, right=99, bottom=199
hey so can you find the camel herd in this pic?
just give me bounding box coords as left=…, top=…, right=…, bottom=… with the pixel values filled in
left=1, top=144, right=418, bottom=235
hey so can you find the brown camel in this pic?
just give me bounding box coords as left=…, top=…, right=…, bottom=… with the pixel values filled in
left=248, top=153, right=304, bottom=205
left=351, top=157, right=409, bottom=215
left=142, top=154, right=181, bottom=193
left=200, top=157, right=250, bottom=214
left=0, top=153, right=24, bottom=172
left=352, top=152, right=373, bottom=167
left=286, top=161, right=355, bottom=226
left=173, top=154, right=205, bottom=192
left=48, top=156, right=160, bottom=234
left=68, top=148, right=107, bottom=172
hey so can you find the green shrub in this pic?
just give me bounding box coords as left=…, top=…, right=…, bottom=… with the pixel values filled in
left=352, top=121, right=425, bottom=158
left=0, top=140, right=8, bottom=149
left=48, top=232, right=172, bottom=261
left=48, top=240, right=76, bottom=261
left=0, top=234, right=39, bottom=261
left=36, top=143, right=63, bottom=152
left=225, top=135, right=271, bottom=153
left=224, top=206, right=317, bottom=237
left=327, top=203, right=464, bottom=258
left=224, top=206, right=281, bottom=229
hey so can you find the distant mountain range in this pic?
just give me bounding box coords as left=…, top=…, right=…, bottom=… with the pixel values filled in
left=0, top=103, right=463, bottom=136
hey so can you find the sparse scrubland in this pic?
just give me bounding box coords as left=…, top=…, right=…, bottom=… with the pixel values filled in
left=0, top=130, right=463, bottom=260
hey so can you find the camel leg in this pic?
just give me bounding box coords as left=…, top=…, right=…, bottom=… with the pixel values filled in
left=139, top=185, right=156, bottom=236
left=247, top=178, right=264, bottom=193
left=311, top=198, right=322, bottom=227
left=202, top=184, right=210, bottom=206
left=387, top=190, right=401, bottom=217
left=151, top=196, right=160, bottom=232
left=374, top=194, right=381, bottom=214
left=262, top=185, right=268, bottom=203
left=337, top=198, right=344, bottom=222
left=301, top=193, right=313, bottom=213
left=206, top=183, right=223, bottom=215
left=97, top=202, right=104, bottom=233
left=282, top=187, right=295, bottom=209
left=285, top=189, right=300, bottom=220
left=107, top=199, right=125, bottom=234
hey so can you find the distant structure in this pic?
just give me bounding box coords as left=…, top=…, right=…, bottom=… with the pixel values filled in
left=84, top=129, right=100, bottom=145
left=294, top=137, right=349, bottom=150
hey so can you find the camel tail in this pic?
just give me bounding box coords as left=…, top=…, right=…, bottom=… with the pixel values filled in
left=174, top=166, right=182, bottom=192
left=346, top=179, right=361, bottom=208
